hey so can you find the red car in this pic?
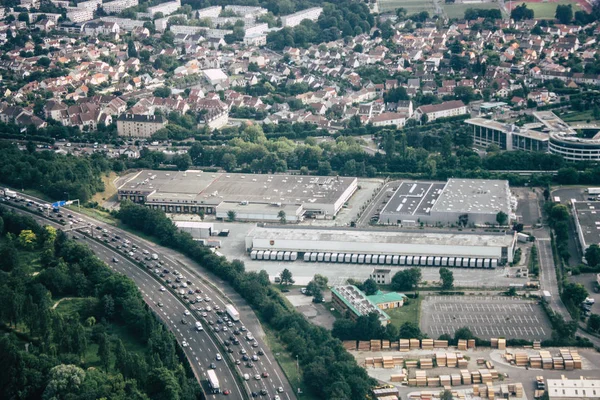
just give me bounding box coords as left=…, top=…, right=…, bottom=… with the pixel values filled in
left=262, top=372, right=269, bottom=378
left=223, top=389, right=230, bottom=395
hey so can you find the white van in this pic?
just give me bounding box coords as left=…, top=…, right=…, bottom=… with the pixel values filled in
left=195, top=321, right=203, bottom=331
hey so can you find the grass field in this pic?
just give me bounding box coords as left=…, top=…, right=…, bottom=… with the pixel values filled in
left=92, top=172, right=119, bottom=204
left=378, top=0, right=435, bottom=14
left=443, top=2, right=502, bottom=19
left=386, top=296, right=421, bottom=328
left=509, top=1, right=582, bottom=19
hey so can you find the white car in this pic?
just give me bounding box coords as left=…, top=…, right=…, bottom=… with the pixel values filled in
left=243, top=374, right=250, bottom=381
left=183, top=310, right=190, bottom=316
left=254, top=374, right=261, bottom=380
left=182, top=341, right=188, bottom=347
left=277, top=387, right=283, bottom=393
left=159, top=286, right=166, bottom=292
left=216, top=354, right=222, bottom=361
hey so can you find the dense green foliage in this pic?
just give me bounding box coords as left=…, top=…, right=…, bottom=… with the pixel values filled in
left=332, top=313, right=423, bottom=342
left=267, top=1, right=374, bottom=49
left=0, top=207, right=200, bottom=400
left=0, top=143, right=109, bottom=203
left=391, top=267, right=422, bottom=291
left=116, top=201, right=374, bottom=399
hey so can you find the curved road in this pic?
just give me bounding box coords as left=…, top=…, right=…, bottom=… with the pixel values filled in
left=5, top=195, right=294, bottom=400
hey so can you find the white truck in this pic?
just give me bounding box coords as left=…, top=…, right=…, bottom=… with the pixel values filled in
left=226, top=304, right=240, bottom=322
left=543, top=290, right=552, bottom=301
left=207, top=369, right=220, bottom=393
left=3, top=188, right=17, bottom=199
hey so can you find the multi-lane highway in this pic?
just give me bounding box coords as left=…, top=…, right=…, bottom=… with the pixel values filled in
left=3, top=194, right=294, bottom=400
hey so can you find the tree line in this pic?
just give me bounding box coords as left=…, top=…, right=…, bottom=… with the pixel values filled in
left=0, top=206, right=200, bottom=400
left=116, top=201, right=375, bottom=399
left=0, top=142, right=110, bottom=203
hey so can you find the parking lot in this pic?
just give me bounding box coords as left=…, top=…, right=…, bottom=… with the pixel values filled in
left=420, top=296, right=552, bottom=340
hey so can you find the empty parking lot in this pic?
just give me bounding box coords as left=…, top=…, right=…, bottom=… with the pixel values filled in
left=420, top=296, right=552, bottom=340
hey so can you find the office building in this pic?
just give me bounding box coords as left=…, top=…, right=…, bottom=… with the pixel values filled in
left=466, top=118, right=549, bottom=152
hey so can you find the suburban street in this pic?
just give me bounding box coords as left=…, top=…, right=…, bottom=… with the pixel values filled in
left=4, top=196, right=295, bottom=400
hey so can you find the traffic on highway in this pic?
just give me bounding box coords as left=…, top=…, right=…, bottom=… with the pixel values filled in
left=1, top=191, right=293, bottom=400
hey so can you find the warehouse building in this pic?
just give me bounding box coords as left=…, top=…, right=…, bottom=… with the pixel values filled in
left=379, top=179, right=514, bottom=227
left=572, top=200, right=600, bottom=253
left=331, top=285, right=391, bottom=325
left=174, top=221, right=213, bottom=239
left=246, top=225, right=516, bottom=266
left=547, top=378, right=600, bottom=400
left=118, top=170, right=357, bottom=219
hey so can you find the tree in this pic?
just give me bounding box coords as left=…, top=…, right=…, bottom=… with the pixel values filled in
left=277, top=210, right=286, bottom=224
left=280, top=268, right=294, bottom=286
left=562, top=282, right=588, bottom=306
left=37, top=57, right=51, bottom=67
left=18, top=230, right=37, bottom=250
left=585, top=244, right=600, bottom=267
left=399, top=322, right=423, bottom=339
left=588, top=314, right=600, bottom=332
left=506, top=286, right=517, bottom=297
left=441, top=389, right=454, bottom=400
left=391, top=268, right=422, bottom=291
left=172, top=154, right=191, bottom=171
left=127, top=39, right=138, bottom=58
left=153, top=86, right=171, bottom=98
left=555, top=4, right=573, bottom=24
left=43, top=364, right=86, bottom=400
left=550, top=204, right=569, bottom=222
left=97, top=333, right=111, bottom=371
left=439, top=268, right=454, bottom=290
left=227, top=210, right=236, bottom=222
left=496, top=211, right=508, bottom=226
left=511, top=4, right=534, bottom=21
left=454, top=326, right=474, bottom=341
left=361, top=278, right=379, bottom=295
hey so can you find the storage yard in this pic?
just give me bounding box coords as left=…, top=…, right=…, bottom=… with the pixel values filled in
left=420, top=296, right=552, bottom=340
left=350, top=340, right=600, bottom=400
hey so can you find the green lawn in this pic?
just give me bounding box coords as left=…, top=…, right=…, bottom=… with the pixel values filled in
left=560, top=110, right=599, bottom=123
left=443, top=3, right=502, bottom=19
left=378, top=0, right=435, bottom=14
left=386, top=296, right=421, bottom=328
left=510, top=1, right=582, bottom=19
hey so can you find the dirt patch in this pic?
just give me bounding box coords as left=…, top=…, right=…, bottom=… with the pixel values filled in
left=92, top=172, right=119, bottom=205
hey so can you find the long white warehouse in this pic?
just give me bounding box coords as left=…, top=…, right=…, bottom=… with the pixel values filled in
left=245, top=226, right=516, bottom=266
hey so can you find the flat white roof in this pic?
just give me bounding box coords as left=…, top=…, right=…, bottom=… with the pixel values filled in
left=548, top=379, right=600, bottom=399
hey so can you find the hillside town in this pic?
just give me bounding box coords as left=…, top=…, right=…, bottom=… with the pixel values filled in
left=0, top=0, right=599, bottom=145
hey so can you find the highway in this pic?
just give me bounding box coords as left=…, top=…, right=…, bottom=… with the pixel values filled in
left=4, top=195, right=294, bottom=400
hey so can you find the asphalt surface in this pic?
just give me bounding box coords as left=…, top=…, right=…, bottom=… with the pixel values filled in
left=4, top=195, right=294, bottom=400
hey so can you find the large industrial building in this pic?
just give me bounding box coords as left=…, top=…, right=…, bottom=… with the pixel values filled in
left=246, top=225, right=517, bottom=266
left=573, top=200, right=600, bottom=253
left=118, top=170, right=357, bottom=219
left=547, top=378, right=600, bottom=400
left=379, top=179, right=514, bottom=227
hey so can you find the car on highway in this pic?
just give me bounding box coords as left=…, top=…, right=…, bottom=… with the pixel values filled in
left=246, top=362, right=253, bottom=368
left=112, top=257, right=118, bottom=263
left=210, top=363, right=216, bottom=369
left=215, top=353, right=222, bottom=361
left=262, top=372, right=269, bottom=378
left=223, top=389, right=230, bottom=395
left=258, top=349, right=264, bottom=356
left=182, top=341, right=188, bottom=347
left=181, top=319, right=187, bottom=325
left=240, top=348, right=247, bottom=355
left=254, top=374, right=261, bottom=380
left=157, top=302, right=163, bottom=307
left=243, top=374, right=250, bottom=381
left=260, top=389, right=267, bottom=396
left=183, top=310, right=190, bottom=316
left=159, top=286, right=166, bottom=292
left=277, top=387, right=284, bottom=393
left=252, top=354, right=258, bottom=361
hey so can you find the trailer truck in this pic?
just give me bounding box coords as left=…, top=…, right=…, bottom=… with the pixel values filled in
left=225, top=304, right=240, bottom=322
left=207, top=370, right=220, bottom=393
